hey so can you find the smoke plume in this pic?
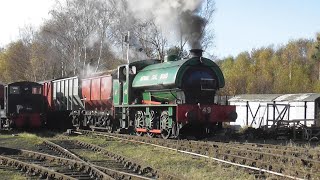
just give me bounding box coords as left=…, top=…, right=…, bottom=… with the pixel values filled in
left=127, top=0, right=206, bottom=49
left=180, top=10, right=207, bottom=49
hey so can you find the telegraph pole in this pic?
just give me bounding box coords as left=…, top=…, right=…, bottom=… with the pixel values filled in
left=126, top=31, right=130, bottom=64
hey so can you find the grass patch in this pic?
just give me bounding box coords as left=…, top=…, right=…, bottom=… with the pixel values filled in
left=74, top=149, right=105, bottom=161
left=0, top=169, right=26, bottom=180
left=0, top=132, right=44, bottom=150
left=68, top=135, right=254, bottom=180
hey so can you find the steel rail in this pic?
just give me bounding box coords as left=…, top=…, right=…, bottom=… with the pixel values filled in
left=0, top=154, right=77, bottom=180
left=78, top=130, right=308, bottom=180
left=204, top=141, right=320, bottom=160
left=35, top=145, right=113, bottom=180
left=74, top=140, right=180, bottom=180
left=43, top=140, right=157, bottom=180
left=79, top=130, right=320, bottom=176
left=1, top=146, right=114, bottom=180
left=176, top=140, right=320, bottom=172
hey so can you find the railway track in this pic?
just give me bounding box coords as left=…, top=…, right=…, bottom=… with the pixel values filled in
left=39, top=139, right=179, bottom=180
left=75, top=129, right=320, bottom=179
left=0, top=146, right=111, bottom=179
left=204, top=141, right=320, bottom=161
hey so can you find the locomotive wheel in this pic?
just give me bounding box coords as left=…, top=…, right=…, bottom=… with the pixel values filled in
left=135, top=111, right=145, bottom=136
left=171, top=121, right=180, bottom=138
left=96, top=116, right=113, bottom=132
left=147, top=110, right=156, bottom=138
left=160, top=110, right=171, bottom=139
left=147, top=132, right=155, bottom=138
left=72, top=117, right=79, bottom=127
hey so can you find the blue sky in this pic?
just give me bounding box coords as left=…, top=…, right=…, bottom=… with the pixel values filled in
left=212, top=0, right=320, bottom=58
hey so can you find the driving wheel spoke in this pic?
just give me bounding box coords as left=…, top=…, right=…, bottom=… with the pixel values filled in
left=135, top=110, right=145, bottom=136
left=160, top=110, right=171, bottom=139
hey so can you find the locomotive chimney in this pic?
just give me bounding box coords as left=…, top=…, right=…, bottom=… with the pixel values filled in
left=190, top=49, right=203, bottom=58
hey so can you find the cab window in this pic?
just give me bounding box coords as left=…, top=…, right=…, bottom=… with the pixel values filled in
left=9, top=86, right=20, bottom=94
left=32, top=87, right=42, bottom=94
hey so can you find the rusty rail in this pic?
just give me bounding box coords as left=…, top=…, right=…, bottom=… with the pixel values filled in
left=0, top=146, right=113, bottom=179
left=75, top=129, right=320, bottom=179
left=42, top=139, right=178, bottom=180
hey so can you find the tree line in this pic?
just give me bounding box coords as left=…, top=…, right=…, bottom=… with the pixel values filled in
left=0, top=0, right=214, bottom=83
left=218, top=33, right=320, bottom=95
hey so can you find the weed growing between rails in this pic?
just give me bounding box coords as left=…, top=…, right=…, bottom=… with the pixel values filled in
left=0, top=132, right=44, bottom=150
left=64, top=134, right=255, bottom=180
left=0, top=169, right=27, bottom=180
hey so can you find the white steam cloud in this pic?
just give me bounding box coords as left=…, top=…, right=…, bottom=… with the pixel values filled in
left=127, top=0, right=206, bottom=49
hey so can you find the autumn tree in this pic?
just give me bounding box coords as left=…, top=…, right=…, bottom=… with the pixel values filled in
left=219, top=37, right=317, bottom=95
left=0, top=50, right=9, bottom=82
left=218, top=56, right=236, bottom=95
left=247, top=47, right=274, bottom=93
left=2, top=41, right=30, bottom=82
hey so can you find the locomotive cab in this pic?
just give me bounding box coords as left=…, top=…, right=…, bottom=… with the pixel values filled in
left=3, top=81, right=46, bottom=129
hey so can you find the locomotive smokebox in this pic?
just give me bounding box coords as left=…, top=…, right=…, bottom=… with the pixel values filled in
left=190, top=49, right=203, bottom=58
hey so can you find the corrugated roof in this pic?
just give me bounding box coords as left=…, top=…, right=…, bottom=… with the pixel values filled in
left=229, top=93, right=320, bottom=102
left=229, top=94, right=281, bottom=102
left=275, top=93, right=320, bottom=102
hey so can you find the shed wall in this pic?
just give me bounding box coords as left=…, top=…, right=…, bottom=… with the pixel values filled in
left=230, top=100, right=316, bottom=128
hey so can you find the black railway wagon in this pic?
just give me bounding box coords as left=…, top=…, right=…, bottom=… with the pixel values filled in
left=0, top=83, right=4, bottom=109
left=1, top=81, right=46, bottom=129
left=0, top=83, right=4, bottom=122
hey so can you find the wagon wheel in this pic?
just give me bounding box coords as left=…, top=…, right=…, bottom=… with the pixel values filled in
left=160, top=110, right=171, bottom=139
left=147, top=110, right=156, bottom=138
left=102, top=115, right=113, bottom=133
left=72, top=115, right=80, bottom=127
left=303, top=129, right=312, bottom=140
left=135, top=111, right=145, bottom=136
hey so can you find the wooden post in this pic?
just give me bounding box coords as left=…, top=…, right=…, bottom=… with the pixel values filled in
left=246, top=101, right=249, bottom=126
left=293, top=122, right=296, bottom=140
left=304, top=101, right=307, bottom=125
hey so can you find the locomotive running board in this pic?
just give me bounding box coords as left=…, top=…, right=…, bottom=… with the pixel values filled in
left=149, top=129, right=161, bottom=134
left=135, top=128, right=147, bottom=132
left=136, top=128, right=161, bottom=134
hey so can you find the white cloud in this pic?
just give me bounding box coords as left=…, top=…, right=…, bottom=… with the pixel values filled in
left=0, top=0, right=54, bottom=46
